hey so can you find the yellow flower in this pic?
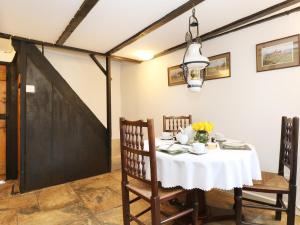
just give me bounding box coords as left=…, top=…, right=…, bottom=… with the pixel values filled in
left=206, top=122, right=213, bottom=133
left=206, top=122, right=214, bottom=133
left=198, top=122, right=204, bottom=131
left=192, top=121, right=214, bottom=132
left=204, top=122, right=210, bottom=132
left=192, top=123, right=198, bottom=131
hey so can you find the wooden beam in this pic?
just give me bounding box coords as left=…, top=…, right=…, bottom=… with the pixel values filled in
left=0, top=32, right=141, bottom=63
left=154, top=0, right=300, bottom=59
left=106, top=0, right=205, bottom=54
left=56, top=0, right=99, bottom=45
left=207, top=6, right=300, bottom=41
left=89, top=54, right=107, bottom=75
left=106, top=56, right=112, bottom=172
left=110, top=55, right=142, bottom=64
left=0, top=32, right=106, bottom=56
left=202, top=0, right=300, bottom=41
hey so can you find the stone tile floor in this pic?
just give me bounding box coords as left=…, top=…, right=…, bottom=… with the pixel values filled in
left=0, top=170, right=299, bottom=225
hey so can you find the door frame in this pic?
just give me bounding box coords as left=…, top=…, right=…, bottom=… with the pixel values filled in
left=15, top=41, right=27, bottom=192
left=1, top=57, right=19, bottom=180
left=0, top=62, right=8, bottom=178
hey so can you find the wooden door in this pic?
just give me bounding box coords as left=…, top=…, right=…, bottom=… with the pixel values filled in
left=0, top=65, right=6, bottom=178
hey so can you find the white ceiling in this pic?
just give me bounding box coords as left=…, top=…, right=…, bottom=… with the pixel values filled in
left=1, top=0, right=297, bottom=60
left=65, top=0, right=189, bottom=52
left=114, top=0, right=285, bottom=59
left=0, top=0, right=84, bottom=42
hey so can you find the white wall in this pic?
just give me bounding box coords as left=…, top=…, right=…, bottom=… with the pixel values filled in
left=120, top=12, right=300, bottom=205
left=40, top=47, right=122, bottom=139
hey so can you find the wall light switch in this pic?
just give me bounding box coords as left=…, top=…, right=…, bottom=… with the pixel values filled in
left=26, top=85, right=35, bottom=93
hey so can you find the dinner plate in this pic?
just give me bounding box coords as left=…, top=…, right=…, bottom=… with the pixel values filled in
left=159, top=136, right=173, bottom=140
left=157, top=144, right=190, bottom=155
left=159, top=149, right=185, bottom=155
left=188, top=148, right=207, bottom=155
left=216, top=138, right=226, bottom=142
left=223, top=141, right=246, bottom=147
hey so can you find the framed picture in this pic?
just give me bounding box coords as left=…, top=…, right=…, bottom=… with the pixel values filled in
left=204, top=52, right=231, bottom=80
left=168, top=65, right=186, bottom=86
left=256, top=34, right=300, bottom=72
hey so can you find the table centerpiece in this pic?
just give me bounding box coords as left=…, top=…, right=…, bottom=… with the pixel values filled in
left=192, top=121, right=214, bottom=144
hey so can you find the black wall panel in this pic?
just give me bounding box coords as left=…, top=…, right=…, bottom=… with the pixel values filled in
left=25, top=58, right=53, bottom=190
left=21, top=44, right=109, bottom=192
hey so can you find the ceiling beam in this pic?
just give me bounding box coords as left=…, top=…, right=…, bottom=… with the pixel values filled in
left=106, top=0, right=205, bottom=55
left=201, top=0, right=300, bottom=41
left=0, top=32, right=106, bottom=56
left=110, top=55, right=142, bottom=64
left=154, top=0, right=300, bottom=59
left=0, top=32, right=141, bottom=63
left=206, top=6, right=300, bottom=42
left=90, top=54, right=107, bottom=75
left=56, top=0, right=99, bottom=45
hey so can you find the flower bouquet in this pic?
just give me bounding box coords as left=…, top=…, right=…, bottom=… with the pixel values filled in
left=192, top=121, right=214, bottom=144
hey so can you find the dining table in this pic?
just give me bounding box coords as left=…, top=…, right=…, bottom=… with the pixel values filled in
left=145, top=138, right=262, bottom=224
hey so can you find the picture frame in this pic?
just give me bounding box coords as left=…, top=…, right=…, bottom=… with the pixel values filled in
left=168, top=65, right=186, bottom=86
left=256, top=34, right=300, bottom=72
left=204, top=52, right=231, bottom=80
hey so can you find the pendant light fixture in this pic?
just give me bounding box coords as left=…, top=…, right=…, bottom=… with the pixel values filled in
left=182, top=8, right=209, bottom=92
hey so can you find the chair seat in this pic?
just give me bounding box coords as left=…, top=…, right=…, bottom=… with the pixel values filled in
left=126, top=179, right=186, bottom=202
left=243, top=171, right=289, bottom=193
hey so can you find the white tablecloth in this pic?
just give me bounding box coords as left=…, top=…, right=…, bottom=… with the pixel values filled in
left=145, top=139, right=262, bottom=191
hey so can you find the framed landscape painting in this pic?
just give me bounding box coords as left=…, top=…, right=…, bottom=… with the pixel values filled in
left=256, top=34, right=300, bottom=72
left=168, top=65, right=186, bottom=86
left=205, top=52, right=231, bottom=80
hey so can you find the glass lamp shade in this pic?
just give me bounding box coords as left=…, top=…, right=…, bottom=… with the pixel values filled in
left=186, top=66, right=203, bottom=92
left=183, top=42, right=209, bottom=92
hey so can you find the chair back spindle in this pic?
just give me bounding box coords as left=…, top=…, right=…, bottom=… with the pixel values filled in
left=163, top=115, right=192, bottom=136
left=119, top=118, right=158, bottom=196
left=278, top=116, right=299, bottom=186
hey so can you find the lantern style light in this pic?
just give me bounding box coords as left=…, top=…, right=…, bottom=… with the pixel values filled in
left=182, top=9, right=209, bottom=92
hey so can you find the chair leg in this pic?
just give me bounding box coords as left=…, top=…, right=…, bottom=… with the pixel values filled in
left=151, top=197, right=161, bottom=225
left=287, top=186, right=296, bottom=225
left=275, top=193, right=282, bottom=221
left=234, top=188, right=242, bottom=225
left=192, top=190, right=199, bottom=225
left=122, top=183, right=130, bottom=225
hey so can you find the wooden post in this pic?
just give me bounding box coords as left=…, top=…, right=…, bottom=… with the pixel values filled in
left=89, top=54, right=111, bottom=173
left=18, top=41, right=27, bottom=192
left=106, top=56, right=112, bottom=171
left=234, top=188, right=242, bottom=225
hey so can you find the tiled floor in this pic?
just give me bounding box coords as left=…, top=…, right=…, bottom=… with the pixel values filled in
left=0, top=170, right=299, bottom=225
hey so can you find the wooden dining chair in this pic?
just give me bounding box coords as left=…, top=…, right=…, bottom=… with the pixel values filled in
left=163, top=115, right=192, bottom=136
left=120, top=117, right=199, bottom=225
left=235, top=116, right=299, bottom=225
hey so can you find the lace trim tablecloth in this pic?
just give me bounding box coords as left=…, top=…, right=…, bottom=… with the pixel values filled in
left=145, top=139, right=262, bottom=191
